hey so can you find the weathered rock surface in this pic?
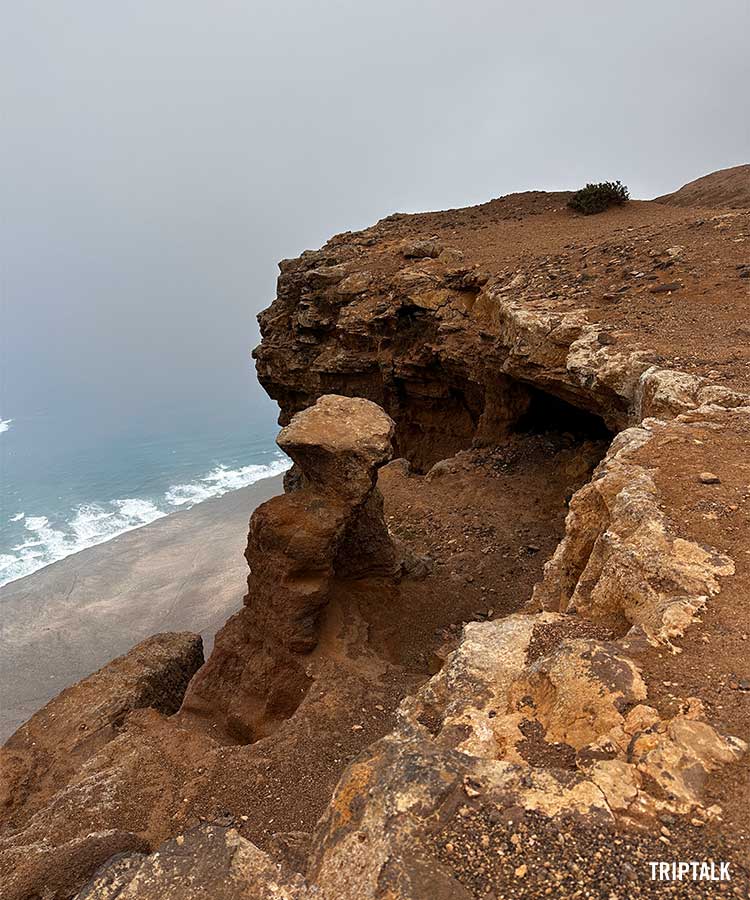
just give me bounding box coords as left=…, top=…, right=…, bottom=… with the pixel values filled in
left=0, top=708, right=220, bottom=900
left=255, top=174, right=750, bottom=470
left=533, top=419, right=736, bottom=646
left=76, top=827, right=310, bottom=899
left=9, top=832, right=149, bottom=900
left=5, top=181, right=750, bottom=898
left=0, top=632, right=203, bottom=826
left=179, top=395, right=397, bottom=741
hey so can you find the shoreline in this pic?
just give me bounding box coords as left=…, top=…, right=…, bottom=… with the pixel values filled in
left=0, top=473, right=284, bottom=741
left=0, top=454, right=290, bottom=589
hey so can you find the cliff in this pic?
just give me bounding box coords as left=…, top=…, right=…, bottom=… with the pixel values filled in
left=2, top=170, right=750, bottom=899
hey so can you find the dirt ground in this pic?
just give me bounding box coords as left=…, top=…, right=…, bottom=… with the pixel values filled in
left=356, top=192, right=750, bottom=396
left=166, top=429, right=607, bottom=850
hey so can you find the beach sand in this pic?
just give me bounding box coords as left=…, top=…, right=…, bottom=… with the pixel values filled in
left=0, top=474, right=283, bottom=741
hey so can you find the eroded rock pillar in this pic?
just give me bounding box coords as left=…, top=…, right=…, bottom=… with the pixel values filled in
left=181, top=395, right=396, bottom=741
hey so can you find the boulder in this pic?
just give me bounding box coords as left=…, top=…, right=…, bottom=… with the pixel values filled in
left=75, top=826, right=310, bottom=899
left=0, top=632, right=203, bottom=826
left=277, top=394, right=394, bottom=503
left=400, top=238, right=443, bottom=259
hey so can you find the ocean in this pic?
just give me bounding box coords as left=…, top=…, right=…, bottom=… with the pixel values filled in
left=0, top=399, right=288, bottom=588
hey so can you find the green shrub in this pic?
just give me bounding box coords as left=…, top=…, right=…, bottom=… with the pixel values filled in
left=568, top=181, right=629, bottom=215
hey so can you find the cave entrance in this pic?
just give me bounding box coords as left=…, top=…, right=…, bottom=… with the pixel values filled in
left=511, top=386, right=612, bottom=443
left=363, top=378, right=616, bottom=675
left=387, top=374, right=613, bottom=474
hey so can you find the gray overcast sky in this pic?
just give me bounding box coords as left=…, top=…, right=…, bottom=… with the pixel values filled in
left=2, top=0, right=749, bottom=428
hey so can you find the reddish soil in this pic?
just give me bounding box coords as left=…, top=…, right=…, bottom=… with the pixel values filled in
left=656, top=163, right=750, bottom=209
left=171, top=430, right=606, bottom=851
left=359, top=195, right=750, bottom=397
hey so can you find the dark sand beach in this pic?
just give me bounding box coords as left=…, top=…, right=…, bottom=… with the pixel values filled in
left=0, top=474, right=283, bottom=740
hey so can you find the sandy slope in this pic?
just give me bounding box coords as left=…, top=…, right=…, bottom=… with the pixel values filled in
left=0, top=475, right=282, bottom=740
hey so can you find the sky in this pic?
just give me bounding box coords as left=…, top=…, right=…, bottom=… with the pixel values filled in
left=2, top=0, right=749, bottom=433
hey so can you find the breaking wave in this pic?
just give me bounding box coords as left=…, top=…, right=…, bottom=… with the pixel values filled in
left=164, top=458, right=290, bottom=506
left=0, top=418, right=12, bottom=434
left=0, top=455, right=290, bottom=588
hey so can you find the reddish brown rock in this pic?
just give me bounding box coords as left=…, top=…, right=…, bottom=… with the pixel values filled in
left=4, top=177, right=750, bottom=899
left=0, top=632, right=203, bottom=827
left=180, top=395, right=397, bottom=742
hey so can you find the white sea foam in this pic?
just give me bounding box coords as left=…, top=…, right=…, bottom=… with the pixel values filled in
left=165, top=457, right=290, bottom=506
left=0, top=455, right=290, bottom=588
left=0, top=418, right=12, bottom=434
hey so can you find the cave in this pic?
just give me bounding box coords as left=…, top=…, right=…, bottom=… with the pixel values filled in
left=383, top=372, right=613, bottom=474
left=360, top=380, right=615, bottom=673
left=512, top=386, right=612, bottom=442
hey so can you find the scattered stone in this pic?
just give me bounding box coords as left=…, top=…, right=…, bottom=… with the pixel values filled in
left=649, top=281, right=682, bottom=293
left=698, top=471, right=721, bottom=484
left=507, top=273, right=528, bottom=289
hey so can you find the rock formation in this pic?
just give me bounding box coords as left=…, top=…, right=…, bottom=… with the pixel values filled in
left=180, top=394, right=398, bottom=741
left=0, top=633, right=203, bottom=825
left=0, top=634, right=206, bottom=899
left=3, top=170, right=750, bottom=898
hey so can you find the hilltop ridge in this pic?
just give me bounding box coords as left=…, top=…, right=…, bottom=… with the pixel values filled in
left=655, top=163, right=750, bottom=208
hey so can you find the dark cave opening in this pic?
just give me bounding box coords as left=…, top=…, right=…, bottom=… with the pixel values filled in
left=387, top=375, right=614, bottom=474
left=512, top=387, right=613, bottom=443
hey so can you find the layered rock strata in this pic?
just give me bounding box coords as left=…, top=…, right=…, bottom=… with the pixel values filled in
left=253, top=223, right=745, bottom=472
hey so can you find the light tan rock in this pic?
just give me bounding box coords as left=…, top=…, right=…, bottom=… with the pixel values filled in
left=508, top=639, right=647, bottom=749
left=277, top=394, right=394, bottom=503
left=533, top=421, right=735, bottom=645
left=76, top=826, right=311, bottom=899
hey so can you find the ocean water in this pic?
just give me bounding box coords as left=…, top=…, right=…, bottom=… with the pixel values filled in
left=0, top=402, right=288, bottom=588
